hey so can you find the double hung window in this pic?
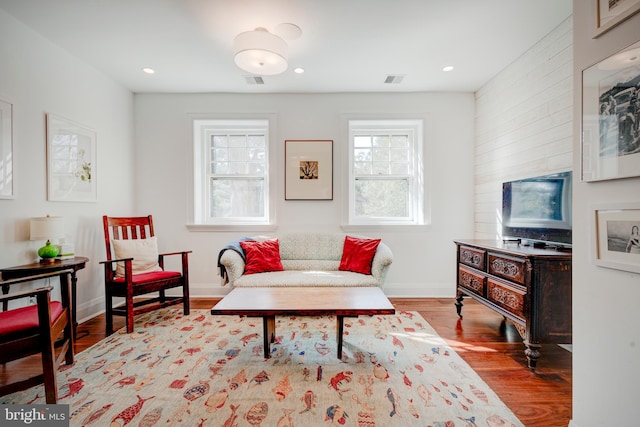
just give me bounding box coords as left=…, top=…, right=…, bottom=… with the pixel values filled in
left=347, top=119, right=424, bottom=226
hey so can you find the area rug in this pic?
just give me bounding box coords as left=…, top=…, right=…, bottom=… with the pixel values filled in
left=2, top=309, right=523, bottom=426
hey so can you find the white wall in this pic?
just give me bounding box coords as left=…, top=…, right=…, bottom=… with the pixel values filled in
left=134, top=92, right=475, bottom=298
left=474, top=17, right=574, bottom=240
left=0, top=10, right=135, bottom=322
left=572, top=3, right=640, bottom=426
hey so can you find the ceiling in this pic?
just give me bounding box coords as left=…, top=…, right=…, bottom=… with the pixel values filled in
left=0, top=0, right=572, bottom=94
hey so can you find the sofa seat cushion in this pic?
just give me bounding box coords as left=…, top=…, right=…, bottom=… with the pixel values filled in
left=281, top=260, right=339, bottom=271
left=233, top=270, right=379, bottom=287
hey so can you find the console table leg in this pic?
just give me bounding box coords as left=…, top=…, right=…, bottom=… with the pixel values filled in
left=263, top=316, right=276, bottom=359
left=336, top=316, right=345, bottom=359
left=524, top=340, right=541, bottom=370
left=455, top=292, right=464, bottom=318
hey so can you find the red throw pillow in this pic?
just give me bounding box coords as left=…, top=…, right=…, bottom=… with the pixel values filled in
left=240, top=239, right=284, bottom=275
left=339, top=236, right=381, bottom=275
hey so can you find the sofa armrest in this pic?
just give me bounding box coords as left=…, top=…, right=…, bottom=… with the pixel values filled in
left=219, top=249, right=246, bottom=286
left=371, top=242, right=393, bottom=285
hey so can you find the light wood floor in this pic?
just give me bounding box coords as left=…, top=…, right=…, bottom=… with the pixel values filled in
left=1, top=297, right=571, bottom=426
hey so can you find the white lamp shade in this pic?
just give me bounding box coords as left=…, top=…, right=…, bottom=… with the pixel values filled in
left=30, top=216, right=65, bottom=241
left=234, top=28, right=288, bottom=75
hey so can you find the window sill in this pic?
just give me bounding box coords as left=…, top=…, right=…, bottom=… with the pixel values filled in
left=186, top=224, right=278, bottom=232
left=340, top=224, right=431, bottom=233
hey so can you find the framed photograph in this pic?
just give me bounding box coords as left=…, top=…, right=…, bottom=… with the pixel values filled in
left=0, top=99, right=13, bottom=199
left=46, top=113, right=97, bottom=202
left=285, top=140, right=333, bottom=200
left=592, top=203, right=640, bottom=273
left=593, top=0, right=640, bottom=37
left=581, top=40, right=640, bottom=182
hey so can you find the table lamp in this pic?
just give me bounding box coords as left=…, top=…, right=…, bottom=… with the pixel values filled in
left=30, top=215, right=65, bottom=263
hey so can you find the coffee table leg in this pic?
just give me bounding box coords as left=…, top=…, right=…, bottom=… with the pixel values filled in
left=336, top=315, right=345, bottom=359
left=263, top=315, right=276, bottom=359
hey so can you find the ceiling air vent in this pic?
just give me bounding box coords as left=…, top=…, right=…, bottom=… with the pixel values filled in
left=384, top=75, right=404, bottom=84
left=244, top=75, right=265, bottom=85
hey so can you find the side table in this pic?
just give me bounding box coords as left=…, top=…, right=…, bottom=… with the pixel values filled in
left=0, top=256, right=89, bottom=340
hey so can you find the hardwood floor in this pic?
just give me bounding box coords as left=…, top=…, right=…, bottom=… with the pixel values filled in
left=1, top=297, right=572, bottom=426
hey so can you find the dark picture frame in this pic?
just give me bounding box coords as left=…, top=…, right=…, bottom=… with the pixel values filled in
left=581, top=40, right=640, bottom=182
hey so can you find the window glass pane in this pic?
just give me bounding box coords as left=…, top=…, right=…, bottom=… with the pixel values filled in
left=354, top=136, right=371, bottom=148
left=390, top=162, right=410, bottom=175
left=212, top=135, right=228, bottom=147
left=373, top=135, right=390, bottom=147
left=211, top=162, right=228, bottom=174
left=247, top=147, right=265, bottom=161
left=210, top=179, right=265, bottom=218
left=247, top=162, right=264, bottom=174
left=390, top=135, right=409, bottom=147
left=355, top=179, right=409, bottom=217
left=390, top=148, right=408, bottom=162
left=247, top=135, right=265, bottom=147
left=228, top=162, right=247, bottom=174
left=354, top=161, right=372, bottom=175
left=354, top=148, right=372, bottom=162
left=372, top=147, right=389, bottom=162
left=229, top=135, right=246, bottom=147
left=372, top=162, right=390, bottom=174
left=212, top=148, right=228, bottom=162
left=229, top=147, right=247, bottom=162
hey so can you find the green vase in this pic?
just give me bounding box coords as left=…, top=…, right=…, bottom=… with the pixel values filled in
left=38, top=241, right=60, bottom=260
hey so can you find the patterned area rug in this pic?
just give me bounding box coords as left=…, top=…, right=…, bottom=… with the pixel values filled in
left=2, top=309, right=523, bottom=426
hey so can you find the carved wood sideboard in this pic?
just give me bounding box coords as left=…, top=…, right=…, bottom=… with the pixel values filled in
left=454, top=239, right=572, bottom=370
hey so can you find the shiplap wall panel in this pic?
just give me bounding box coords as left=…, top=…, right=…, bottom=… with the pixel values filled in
left=473, top=17, right=573, bottom=241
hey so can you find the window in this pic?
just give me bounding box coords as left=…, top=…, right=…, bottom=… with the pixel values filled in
left=347, top=119, right=424, bottom=226
left=191, top=118, right=274, bottom=228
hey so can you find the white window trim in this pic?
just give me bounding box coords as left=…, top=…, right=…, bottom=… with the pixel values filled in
left=341, top=116, right=430, bottom=232
left=186, top=113, right=278, bottom=232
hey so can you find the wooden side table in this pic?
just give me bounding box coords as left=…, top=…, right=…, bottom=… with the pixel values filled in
left=0, top=256, right=89, bottom=339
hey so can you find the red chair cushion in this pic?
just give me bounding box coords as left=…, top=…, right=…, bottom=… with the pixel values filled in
left=112, top=270, right=181, bottom=284
left=0, top=301, right=64, bottom=342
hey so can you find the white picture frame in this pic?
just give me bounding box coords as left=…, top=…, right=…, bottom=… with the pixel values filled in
left=46, top=113, right=97, bottom=202
left=0, top=99, right=13, bottom=199
left=593, top=0, right=640, bottom=37
left=285, top=140, right=333, bottom=200
left=592, top=202, right=640, bottom=274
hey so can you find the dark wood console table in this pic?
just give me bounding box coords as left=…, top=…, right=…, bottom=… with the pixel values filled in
left=454, top=240, right=571, bottom=370
left=0, top=256, right=89, bottom=339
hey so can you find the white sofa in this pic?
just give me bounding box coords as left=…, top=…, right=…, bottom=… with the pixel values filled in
left=218, top=233, right=393, bottom=288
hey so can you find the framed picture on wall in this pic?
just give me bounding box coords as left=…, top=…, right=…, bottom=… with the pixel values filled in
left=46, top=113, right=97, bottom=202
left=593, top=0, right=640, bottom=37
left=0, top=99, right=13, bottom=199
left=581, top=40, right=640, bottom=182
left=592, top=202, right=640, bottom=273
left=285, top=140, right=333, bottom=200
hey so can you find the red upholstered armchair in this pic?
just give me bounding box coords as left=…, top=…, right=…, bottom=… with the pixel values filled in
left=100, top=215, right=190, bottom=334
left=0, top=270, right=75, bottom=403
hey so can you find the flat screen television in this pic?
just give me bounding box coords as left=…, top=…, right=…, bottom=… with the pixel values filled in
left=502, top=171, right=572, bottom=248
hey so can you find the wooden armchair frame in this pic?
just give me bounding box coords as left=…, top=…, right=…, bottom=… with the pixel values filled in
left=0, top=270, right=75, bottom=403
left=100, top=215, right=190, bottom=334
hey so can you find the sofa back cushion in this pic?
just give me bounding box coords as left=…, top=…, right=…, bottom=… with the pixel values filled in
left=278, top=233, right=345, bottom=261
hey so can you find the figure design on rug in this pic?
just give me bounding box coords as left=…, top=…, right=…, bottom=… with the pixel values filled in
left=325, top=404, right=348, bottom=424
left=273, top=375, right=293, bottom=401
left=387, top=387, right=400, bottom=417
left=299, top=389, right=317, bottom=414
left=138, top=406, right=162, bottom=427
left=221, top=404, right=240, bottom=427
left=329, top=371, right=353, bottom=398
left=81, top=403, right=112, bottom=425
left=245, top=401, right=269, bottom=425
left=204, top=388, right=228, bottom=412
left=275, top=408, right=295, bottom=427
left=110, top=395, right=154, bottom=427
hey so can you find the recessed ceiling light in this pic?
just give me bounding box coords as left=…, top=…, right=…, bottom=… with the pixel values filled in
left=142, top=67, right=155, bottom=74
left=442, top=65, right=454, bottom=72
left=294, top=67, right=305, bottom=74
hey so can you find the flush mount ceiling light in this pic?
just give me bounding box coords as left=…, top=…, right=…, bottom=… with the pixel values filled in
left=234, top=27, right=288, bottom=75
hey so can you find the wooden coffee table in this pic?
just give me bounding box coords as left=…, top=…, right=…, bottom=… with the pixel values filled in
left=210, top=287, right=395, bottom=359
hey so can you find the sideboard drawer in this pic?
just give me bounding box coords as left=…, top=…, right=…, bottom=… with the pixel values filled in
left=488, top=253, right=526, bottom=285
left=459, top=266, right=486, bottom=297
left=487, top=278, right=525, bottom=320
left=459, top=246, right=486, bottom=270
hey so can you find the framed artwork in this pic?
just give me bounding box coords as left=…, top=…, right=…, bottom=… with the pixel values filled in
left=593, top=0, right=640, bottom=37
left=285, top=140, right=333, bottom=200
left=592, top=203, right=640, bottom=273
left=46, top=113, right=97, bottom=202
left=581, top=40, right=640, bottom=182
left=0, top=99, right=13, bottom=199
